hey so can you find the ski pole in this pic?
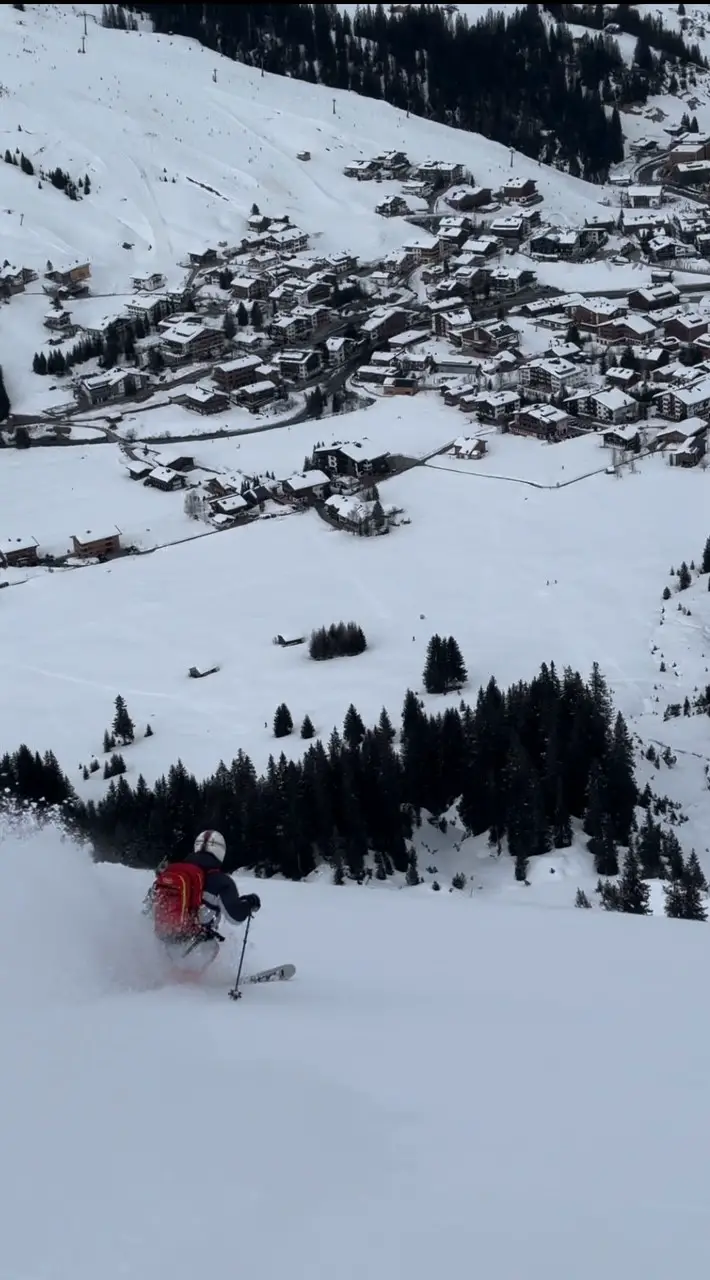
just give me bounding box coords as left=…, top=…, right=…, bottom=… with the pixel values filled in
left=229, top=911, right=252, bottom=1000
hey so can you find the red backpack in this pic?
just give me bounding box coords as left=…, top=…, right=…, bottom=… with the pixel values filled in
left=152, top=862, right=206, bottom=940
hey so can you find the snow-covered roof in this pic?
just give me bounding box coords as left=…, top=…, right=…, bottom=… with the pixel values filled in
left=0, top=536, right=38, bottom=556
left=215, top=356, right=262, bottom=374
left=148, top=466, right=179, bottom=483
left=592, top=389, right=637, bottom=411
left=337, top=442, right=390, bottom=463
left=216, top=494, right=248, bottom=514
left=240, top=380, right=277, bottom=395
left=670, top=377, right=710, bottom=406
left=523, top=403, right=568, bottom=423
left=286, top=470, right=329, bottom=492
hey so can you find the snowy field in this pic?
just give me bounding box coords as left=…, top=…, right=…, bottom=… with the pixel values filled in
left=3, top=818, right=710, bottom=1280
left=0, top=395, right=460, bottom=564
left=2, top=444, right=709, bottom=806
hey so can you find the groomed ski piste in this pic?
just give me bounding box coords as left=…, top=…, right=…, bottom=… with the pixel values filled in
left=3, top=816, right=710, bottom=1280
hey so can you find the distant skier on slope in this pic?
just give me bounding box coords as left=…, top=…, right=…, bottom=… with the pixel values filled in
left=146, top=829, right=261, bottom=974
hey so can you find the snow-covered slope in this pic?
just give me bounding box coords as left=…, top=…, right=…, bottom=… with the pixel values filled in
left=0, top=1, right=608, bottom=288
left=3, top=816, right=710, bottom=1280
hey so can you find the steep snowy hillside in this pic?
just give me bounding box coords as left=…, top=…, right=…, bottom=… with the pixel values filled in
left=3, top=816, right=710, bottom=1280
left=0, top=1, right=608, bottom=290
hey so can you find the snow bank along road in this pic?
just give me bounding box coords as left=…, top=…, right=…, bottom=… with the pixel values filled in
left=2, top=820, right=710, bottom=1280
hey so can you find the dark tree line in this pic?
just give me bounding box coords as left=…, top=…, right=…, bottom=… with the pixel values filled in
left=31, top=296, right=186, bottom=378
left=120, top=2, right=642, bottom=179
left=1, top=661, right=646, bottom=890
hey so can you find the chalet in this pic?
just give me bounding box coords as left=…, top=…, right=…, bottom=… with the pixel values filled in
left=375, top=194, right=409, bottom=217
left=446, top=185, right=491, bottom=211
left=360, top=307, right=408, bottom=342
left=357, top=365, right=394, bottom=386
left=297, top=151, right=311, bottom=161
left=282, top=470, right=331, bottom=503
left=635, top=346, right=667, bottom=374
left=606, top=366, right=639, bottom=390
left=529, top=228, right=580, bottom=258
left=619, top=210, right=669, bottom=238
left=591, top=389, right=639, bottom=425
left=273, top=348, right=323, bottom=382
left=125, top=293, right=171, bottom=324
left=188, top=249, right=219, bottom=268
left=45, top=260, right=91, bottom=288
left=664, top=312, right=709, bottom=343
left=312, top=442, right=390, bottom=479
left=76, top=368, right=147, bottom=405
left=674, top=160, right=710, bottom=187
left=160, top=321, right=223, bottom=365
left=598, top=314, right=657, bottom=347
left=461, top=235, right=499, bottom=260
left=211, top=494, right=249, bottom=520
left=145, top=466, right=188, bottom=492
left=647, top=234, right=683, bottom=262
left=458, top=321, right=519, bottom=355
left=503, top=177, right=537, bottom=201
left=628, top=284, right=680, bottom=311
left=267, top=227, right=309, bottom=253
left=602, top=424, right=641, bottom=451
left=520, top=356, right=581, bottom=396
left=486, top=266, right=532, bottom=294
left=43, top=308, right=73, bottom=332
left=237, top=380, right=278, bottom=410
left=324, top=250, right=359, bottom=278
left=623, top=185, right=663, bottom=209
left=438, top=226, right=470, bottom=255
left=658, top=376, right=710, bottom=420
left=273, top=631, right=306, bottom=647
left=574, top=298, right=626, bottom=332
left=213, top=355, right=263, bottom=392
left=403, top=234, right=440, bottom=264
left=343, top=159, right=380, bottom=180
left=513, top=403, right=569, bottom=441
left=173, top=386, right=230, bottom=415
left=124, top=461, right=152, bottom=482
left=374, top=150, right=411, bottom=176
left=71, top=531, right=121, bottom=560
left=450, top=436, right=487, bottom=460
left=325, top=336, right=351, bottom=367
left=242, top=484, right=272, bottom=509
left=652, top=419, right=707, bottom=466
left=0, top=264, right=25, bottom=296
left=415, top=160, right=465, bottom=184
left=384, top=374, right=419, bottom=396
left=472, top=389, right=520, bottom=422
left=583, top=213, right=618, bottom=241
left=669, top=134, right=710, bottom=165
left=230, top=276, right=266, bottom=301
left=0, top=537, right=39, bottom=569
left=166, top=456, right=196, bottom=473
left=131, top=272, right=165, bottom=292
left=432, top=306, right=473, bottom=340
left=489, top=215, right=525, bottom=242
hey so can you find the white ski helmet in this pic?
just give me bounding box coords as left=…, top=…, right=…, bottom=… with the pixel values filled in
left=194, top=829, right=227, bottom=863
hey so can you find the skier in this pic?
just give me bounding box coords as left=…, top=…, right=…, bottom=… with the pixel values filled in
left=147, top=829, right=261, bottom=975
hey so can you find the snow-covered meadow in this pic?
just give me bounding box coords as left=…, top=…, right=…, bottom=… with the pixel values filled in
left=2, top=816, right=710, bottom=1280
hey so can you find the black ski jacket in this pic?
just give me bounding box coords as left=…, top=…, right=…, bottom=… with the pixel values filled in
left=184, top=849, right=252, bottom=925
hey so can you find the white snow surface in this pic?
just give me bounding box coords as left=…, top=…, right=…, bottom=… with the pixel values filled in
left=3, top=815, right=710, bottom=1280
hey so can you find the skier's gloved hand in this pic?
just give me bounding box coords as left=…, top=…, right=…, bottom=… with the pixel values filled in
left=242, top=893, right=261, bottom=916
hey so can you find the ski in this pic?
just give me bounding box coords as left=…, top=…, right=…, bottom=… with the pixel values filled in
left=229, top=963, right=296, bottom=999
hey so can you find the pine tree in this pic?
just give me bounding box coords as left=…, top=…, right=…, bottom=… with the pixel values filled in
left=664, top=878, right=688, bottom=919
left=445, top=636, right=467, bottom=689
left=678, top=561, right=691, bottom=591
left=343, top=704, right=366, bottom=749
left=273, top=703, right=293, bottom=738
left=684, top=849, right=707, bottom=893
left=223, top=310, right=236, bottom=340
left=423, top=635, right=446, bottom=694
left=377, top=707, right=396, bottom=744
left=112, top=695, right=135, bottom=746
left=236, top=301, right=249, bottom=327
left=300, top=714, right=315, bottom=739
left=618, top=848, right=650, bottom=915
left=405, top=852, right=420, bottom=886
left=701, top=535, right=710, bottom=575
left=575, top=888, right=592, bottom=908
left=102, top=729, right=115, bottom=754
left=145, top=724, right=153, bottom=738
